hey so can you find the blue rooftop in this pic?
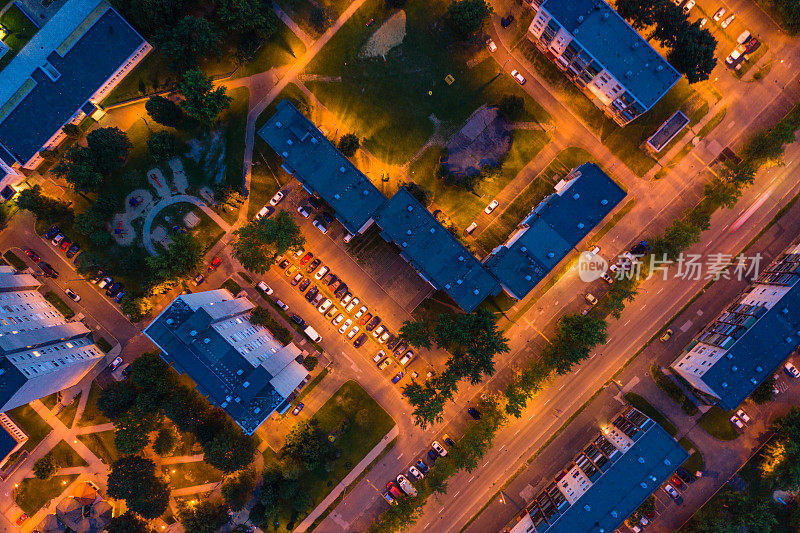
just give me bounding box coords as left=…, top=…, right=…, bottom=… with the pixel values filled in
left=258, top=99, right=384, bottom=235
left=144, top=294, right=306, bottom=435
left=0, top=6, right=146, bottom=166
left=541, top=0, right=681, bottom=109
left=547, top=420, right=687, bottom=533
left=0, top=423, right=17, bottom=463
left=374, top=188, right=501, bottom=313
left=701, top=280, right=800, bottom=410
left=484, top=163, right=625, bottom=300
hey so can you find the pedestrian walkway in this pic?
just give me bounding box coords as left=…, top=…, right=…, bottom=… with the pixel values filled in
left=293, top=425, right=400, bottom=532
left=272, top=2, right=315, bottom=47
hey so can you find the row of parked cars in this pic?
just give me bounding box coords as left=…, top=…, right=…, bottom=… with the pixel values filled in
left=384, top=438, right=454, bottom=504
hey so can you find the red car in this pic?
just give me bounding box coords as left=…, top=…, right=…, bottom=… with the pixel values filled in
left=670, top=474, right=685, bottom=489
left=300, top=252, right=313, bottom=265
left=16, top=513, right=28, bottom=525
left=59, top=238, right=72, bottom=251
left=386, top=481, right=403, bottom=499
left=24, top=249, right=40, bottom=262
left=208, top=256, right=222, bottom=270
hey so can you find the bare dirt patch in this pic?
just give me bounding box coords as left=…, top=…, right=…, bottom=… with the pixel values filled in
left=359, top=10, right=406, bottom=59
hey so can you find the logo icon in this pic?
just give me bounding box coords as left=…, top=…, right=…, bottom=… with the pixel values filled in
left=578, top=251, right=608, bottom=282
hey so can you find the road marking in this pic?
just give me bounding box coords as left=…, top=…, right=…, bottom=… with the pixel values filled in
left=528, top=413, right=535, bottom=421
left=469, top=475, right=475, bottom=482
left=454, top=490, right=461, bottom=498
left=624, top=319, right=631, bottom=326
left=397, top=453, right=404, bottom=460
left=558, top=384, right=565, bottom=390
left=514, top=428, right=521, bottom=436
left=543, top=399, right=551, bottom=405
left=657, top=287, right=664, bottom=294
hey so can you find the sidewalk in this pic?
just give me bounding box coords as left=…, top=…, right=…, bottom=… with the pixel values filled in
left=293, top=425, right=399, bottom=532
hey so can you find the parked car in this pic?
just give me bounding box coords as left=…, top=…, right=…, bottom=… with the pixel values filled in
left=305, top=286, right=319, bottom=302
left=427, top=450, right=438, bottom=463
left=291, top=273, right=304, bottom=286
left=373, top=324, right=386, bottom=338
left=669, top=474, right=685, bottom=490
left=359, top=312, right=372, bottom=326
left=416, top=459, right=429, bottom=474
left=292, top=403, right=304, bottom=416
left=285, top=264, right=297, bottom=277
left=379, top=331, right=391, bottom=343
left=44, top=225, right=60, bottom=240
left=676, top=466, right=695, bottom=483
left=385, top=334, right=398, bottom=349
left=660, top=329, right=673, bottom=342
left=378, top=357, right=393, bottom=370
left=501, top=14, right=515, bottom=27
left=98, top=276, right=112, bottom=289
left=341, top=292, right=353, bottom=306
left=313, top=219, right=329, bottom=234
left=730, top=414, right=745, bottom=429
left=466, top=222, right=478, bottom=234
left=290, top=314, right=305, bottom=326
left=322, top=212, right=334, bottom=224
left=366, top=316, right=381, bottom=331
left=307, top=196, right=323, bottom=210
left=325, top=306, right=339, bottom=319
left=314, top=266, right=329, bottom=280
left=330, top=313, right=344, bottom=326
left=721, top=14, right=735, bottom=28
left=106, top=282, right=123, bottom=297
left=393, top=342, right=408, bottom=356
left=193, top=273, right=206, bottom=286
left=443, top=434, right=456, bottom=448
left=736, top=408, right=751, bottom=424
left=255, top=205, right=274, bottom=220
left=39, top=261, right=59, bottom=278
left=300, top=252, right=313, bottom=265
left=785, top=361, right=800, bottom=378
left=409, top=465, right=424, bottom=480
left=699, top=17, right=707, bottom=28
left=298, top=278, right=311, bottom=292
left=16, top=513, right=28, bottom=526
left=486, top=38, right=497, bottom=52
left=373, top=350, right=386, bottom=363
left=345, top=297, right=360, bottom=313
left=585, top=293, right=598, bottom=306
left=109, top=357, right=123, bottom=371
left=24, top=248, right=40, bottom=262
left=329, top=280, right=342, bottom=292
left=484, top=199, right=499, bottom=214
left=346, top=325, right=360, bottom=340
left=432, top=441, right=448, bottom=456
left=91, top=270, right=105, bottom=283
left=682, top=0, right=695, bottom=13
left=256, top=281, right=273, bottom=295
left=307, top=258, right=321, bottom=273
left=318, top=298, right=333, bottom=314
left=383, top=492, right=397, bottom=506
left=467, top=407, right=481, bottom=420
left=354, top=333, right=368, bottom=348
left=386, top=482, right=404, bottom=499
left=269, top=191, right=284, bottom=206
left=344, top=233, right=354, bottom=243
left=399, top=350, right=413, bottom=366
left=713, top=7, right=726, bottom=21
left=396, top=474, right=417, bottom=497
left=279, top=259, right=291, bottom=269
left=51, top=233, right=65, bottom=246
left=297, top=205, right=311, bottom=218
left=209, top=256, right=222, bottom=270
left=64, top=288, right=81, bottom=302
left=662, top=483, right=683, bottom=504
left=510, top=69, right=526, bottom=84
left=339, top=319, right=353, bottom=335
left=59, top=237, right=72, bottom=251
left=601, top=272, right=613, bottom=284
left=392, top=371, right=405, bottom=384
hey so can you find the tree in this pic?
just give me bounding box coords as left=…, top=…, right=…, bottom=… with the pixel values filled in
left=750, top=378, right=775, bottom=404
left=106, top=512, right=153, bottom=533
left=203, top=430, right=257, bottom=472
left=233, top=211, right=304, bottom=273
left=216, top=0, right=280, bottom=38
left=98, top=380, right=139, bottom=419
left=147, top=131, right=180, bottom=162
left=337, top=133, right=360, bottom=157
left=614, top=0, right=659, bottom=30
left=605, top=277, right=638, bottom=319
left=401, top=182, right=431, bottom=207
left=146, top=95, right=183, bottom=127
left=177, top=500, right=229, bottom=533
left=303, top=355, right=318, bottom=371
left=107, top=456, right=170, bottom=519
left=398, top=320, right=433, bottom=350
left=91, top=229, right=111, bottom=247
left=16, top=185, right=73, bottom=223
left=648, top=2, right=686, bottom=46
left=157, top=16, right=221, bottom=71
left=129, top=352, right=175, bottom=409
left=121, top=295, right=154, bottom=322
left=403, top=375, right=455, bottom=429
left=163, top=386, right=209, bottom=434
left=62, top=123, right=81, bottom=137
left=666, top=22, right=718, bottom=83
left=447, top=0, right=491, bottom=38
left=86, top=127, right=132, bottom=174
left=281, top=419, right=338, bottom=472
left=122, top=0, right=189, bottom=33
left=153, top=426, right=177, bottom=456
left=114, top=411, right=159, bottom=454
left=435, top=310, right=509, bottom=384
left=772, top=0, right=800, bottom=33
left=310, top=7, right=328, bottom=32
left=221, top=468, right=257, bottom=511
left=498, top=95, right=524, bottom=121
left=33, top=454, right=57, bottom=479
left=544, top=314, right=607, bottom=374
left=52, top=146, right=103, bottom=192
left=178, top=68, right=232, bottom=125
left=146, top=233, right=203, bottom=282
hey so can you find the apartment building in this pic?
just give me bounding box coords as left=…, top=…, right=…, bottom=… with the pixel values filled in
left=144, top=290, right=309, bottom=435
left=671, top=243, right=800, bottom=410
left=502, top=406, right=687, bottom=533
left=525, top=0, right=681, bottom=126
left=0, top=0, right=150, bottom=196
left=0, top=266, right=104, bottom=412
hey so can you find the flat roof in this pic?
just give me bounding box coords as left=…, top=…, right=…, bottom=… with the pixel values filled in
left=541, top=0, right=681, bottom=109
left=547, top=420, right=687, bottom=533
left=703, top=280, right=800, bottom=410
left=0, top=0, right=146, bottom=166
left=145, top=295, right=307, bottom=434
left=0, top=423, right=18, bottom=462
left=485, top=163, right=625, bottom=299
left=257, top=100, right=384, bottom=234
left=0, top=358, right=27, bottom=412
left=375, top=188, right=501, bottom=312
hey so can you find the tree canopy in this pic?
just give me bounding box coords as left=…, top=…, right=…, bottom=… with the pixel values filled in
left=177, top=500, right=230, bottom=533
left=145, top=233, right=203, bottom=282
left=337, top=133, right=360, bottom=157
left=157, top=16, right=221, bottom=71
left=106, top=512, right=154, bottom=533
left=107, top=455, right=170, bottom=519
left=33, top=454, right=57, bottom=480
left=216, top=0, right=280, bottom=38
left=233, top=210, right=305, bottom=273
left=221, top=467, right=257, bottom=511
left=146, top=95, right=184, bottom=127
left=281, top=418, right=338, bottom=472
left=179, top=69, right=232, bottom=125
left=447, top=0, right=491, bottom=38
left=52, top=146, right=103, bottom=192
left=147, top=131, right=181, bottom=162
left=86, top=127, right=132, bottom=174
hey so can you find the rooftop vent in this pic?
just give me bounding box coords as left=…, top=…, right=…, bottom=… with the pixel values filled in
left=402, top=242, right=408, bottom=248
left=632, top=42, right=639, bottom=49
left=243, top=381, right=250, bottom=388
left=406, top=230, right=412, bottom=235
left=474, top=289, right=480, bottom=295
left=275, top=121, right=282, bottom=128
left=525, top=275, right=532, bottom=281
left=364, top=189, right=369, bottom=196
left=750, top=377, right=758, bottom=385
left=457, top=279, right=463, bottom=285
left=407, top=205, right=414, bottom=212
left=234, top=396, right=241, bottom=403
left=787, top=337, right=794, bottom=343
left=340, top=167, right=346, bottom=173
left=721, top=381, right=728, bottom=388
left=548, top=252, right=555, bottom=258
left=237, top=369, right=244, bottom=375
left=430, top=227, right=436, bottom=234
left=203, top=338, right=210, bottom=344
left=573, top=193, right=580, bottom=200
left=334, top=193, right=341, bottom=199
left=756, top=366, right=763, bottom=372
left=640, top=482, right=648, bottom=489
left=521, top=246, right=527, bottom=252
left=664, top=458, right=672, bottom=466
left=577, top=15, right=584, bottom=23
left=625, top=70, right=633, bottom=78
left=584, top=505, right=591, bottom=511
left=286, top=139, right=293, bottom=146
left=311, top=137, right=318, bottom=144
left=190, top=330, right=198, bottom=337
left=783, top=307, right=790, bottom=314
left=656, top=65, right=664, bottom=72
left=638, top=457, right=645, bottom=464
left=731, top=366, right=738, bottom=372
left=726, top=353, right=734, bottom=359
left=577, top=222, right=585, bottom=229
left=611, top=511, right=618, bottom=518
left=282, top=151, right=289, bottom=158
left=221, top=401, right=228, bottom=408
left=166, top=318, right=174, bottom=325
left=254, top=407, right=261, bottom=414
left=445, top=284, right=451, bottom=289
left=601, top=199, right=608, bottom=205
left=458, top=256, right=464, bottom=261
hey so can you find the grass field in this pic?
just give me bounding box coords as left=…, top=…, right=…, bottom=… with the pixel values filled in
left=163, top=461, right=223, bottom=490
left=222, top=87, right=250, bottom=193
left=15, top=474, right=79, bottom=515
left=305, top=0, right=551, bottom=164
left=698, top=406, right=740, bottom=441
left=77, top=431, right=119, bottom=465
left=56, top=398, right=79, bottom=429
left=47, top=440, right=88, bottom=469
left=77, top=383, right=110, bottom=428
left=6, top=404, right=51, bottom=460
left=221, top=278, right=243, bottom=295
left=43, top=291, right=75, bottom=319
left=0, top=5, right=39, bottom=70
left=3, top=250, right=26, bottom=270
left=409, top=129, right=550, bottom=229
left=152, top=202, right=225, bottom=253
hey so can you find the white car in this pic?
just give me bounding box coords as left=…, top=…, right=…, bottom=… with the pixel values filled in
left=346, top=325, right=360, bottom=339
left=354, top=305, right=368, bottom=320
left=346, top=297, right=360, bottom=313
left=682, top=0, right=695, bottom=13
left=721, top=14, right=735, bottom=28
left=699, top=17, right=708, bottom=28
left=314, top=266, right=329, bottom=280
left=269, top=191, right=284, bottom=206
left=64, top=288, right=81, bottom=302
left=344, top=233, right=354, bottom=243
left=373, top=324, right=386, bottom=338
left=379, top=331, right=390, bottom=343
left=340, top=293, right=353, bottom=306
left=785, top=362, right=800, bottom=378
left=257, top=281, right=273, bottom=295
left=332, top=313, right=345, bottom=326
left=736, top=408, right=751, bottom=424
left=297, top=205, right=310, bottom=218
left=399, top=350, right=413, bottom=366
left=317, top=298, right=332, bottom=314
left=466, top=221, right=478, bottom=234
left=255, top=205, right=272, bottom=220
left=373, top=350, right=386, bottom=363
left=486, top=38, right=497, bottom=52
left=294, top=248, right=305, bottom=258
left=730, top=415, right=744, bottom=429
left=726, top=49, right=742, bottom=65
left=109, top=356, right=123, bottom=371
left=313, top=219, right=329, bottom=234
left=409, top=465, right=424, bottom=480
left=484, top=200, right=499, bottom=214
left=586, top=245, right=601, bottom=259
left=510, top=69, right=526, bottom=85
left=432, top=441, right=448, bottom=457
left=713, top=7, right=726, bottom=21
left=339, top=319, right=353, bottom=335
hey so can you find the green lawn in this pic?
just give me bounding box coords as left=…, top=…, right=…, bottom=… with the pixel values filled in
left=223, top=86, right=250, bottom=192
left=409, top=129, right=550, bottom=229
left=5, top=404, right=51, bottom=461
left=15, top=474, right=79, bottom=515
left=698, top=406, right=740, bottom=441
left=624, top=393, right=678, bottom=437
left=77, top=431, right=119, bottom=465
left=0, top=5, right=39, bottom=70
left=305, top=0, right=551, bottom=164
left=3, top=250, right=26, bottom=270
left=41, top=393, right=59, bottom=411
left=43, top=291, right=75, bottom=319
left=475, top=147, right=596, bottom=252
left=77, top=383, right=110, bottom=428
left=95, top=337, right=113, bottom=354
left=267, top=381, right=394, bottom=529
left=163, top=461, right=223, bottom=490
left=56, top=398, right=79, bottom=429
left=678, top=437, right=705, bottom=473
left=292, top=368, right=330, bottom=406
left=48, top=440, right=88, bottom=469
left=152, top=202, right=225, bottom=253
left=221, top=278, right=242, bottom=295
